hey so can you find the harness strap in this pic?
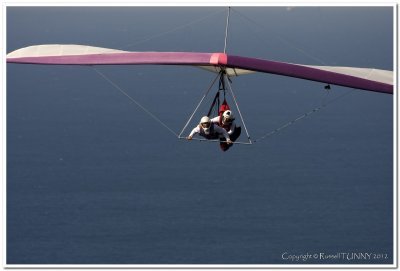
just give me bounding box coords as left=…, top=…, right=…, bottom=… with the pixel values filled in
left=207, top=91, right=220, bottom=117
left=219, top=73, right=226, bottom=91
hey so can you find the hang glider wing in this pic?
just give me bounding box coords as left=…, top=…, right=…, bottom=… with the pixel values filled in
left=226, top=55, right=393, bottom=94
left=7, top=44, right=393, bottom=94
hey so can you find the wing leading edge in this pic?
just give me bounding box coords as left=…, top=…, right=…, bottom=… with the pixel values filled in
left=7, top=44, right=393, bottom=94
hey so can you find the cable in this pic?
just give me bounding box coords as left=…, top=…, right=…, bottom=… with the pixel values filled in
left=254, top=88, right=355, bottom=142
left=226, top=76, right=252, bottom=143
left=178, top=73, right=221, bottom=138
left=119, top=9, right=226, bottom=50
left=223, top=7, right=231, bottom=54
left=231, top=8, right=328, bottom=66
left=92, top=66, right=179, bottom=137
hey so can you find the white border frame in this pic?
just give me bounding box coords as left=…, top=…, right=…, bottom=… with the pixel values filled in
left=2, top=1, right=397, bottom=269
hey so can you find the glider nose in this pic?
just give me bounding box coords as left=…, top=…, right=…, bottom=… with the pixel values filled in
left=210, top=53, right=227, bottom=66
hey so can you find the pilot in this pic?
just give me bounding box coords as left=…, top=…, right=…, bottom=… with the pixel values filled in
left=211, top=110, right=237, bottom=136
left=187, top=116, right=232, bottom=145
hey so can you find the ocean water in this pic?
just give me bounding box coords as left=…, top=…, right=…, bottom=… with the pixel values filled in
left=6, top=7, right=393, bottom=264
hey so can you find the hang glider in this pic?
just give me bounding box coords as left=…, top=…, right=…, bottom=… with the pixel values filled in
left=7, top=44, right=393, bottom=94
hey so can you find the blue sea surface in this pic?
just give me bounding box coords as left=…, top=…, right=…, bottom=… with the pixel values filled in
left=7, top=7, right=393, bottom=264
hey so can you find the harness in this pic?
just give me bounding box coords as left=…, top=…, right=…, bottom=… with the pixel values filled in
left=198, top=123, right=219, bottom=140
left=219, top=119, right=232, bottom=132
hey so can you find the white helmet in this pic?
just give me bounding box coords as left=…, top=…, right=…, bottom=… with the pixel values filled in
left=222, top=110, right=235, bottom=124
left=200, top=116, right=211, bottom=134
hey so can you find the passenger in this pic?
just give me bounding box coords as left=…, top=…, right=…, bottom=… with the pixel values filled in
left=211, top=110, right=241, bottom=151
left=187, top=116, right=232, bottom=145
left=211, top=110, right=236, bottom=136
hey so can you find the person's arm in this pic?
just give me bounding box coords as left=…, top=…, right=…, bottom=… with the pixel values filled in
left=187, top=126, right=200, bottom=140
left=215, top=125, right=232, bottom=144
left=227, top=121, right=236, bottom=135
left=210, top=116, right=220, bottom=124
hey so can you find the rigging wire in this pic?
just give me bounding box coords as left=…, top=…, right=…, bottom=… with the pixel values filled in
left=92, top=66, right=179, bottom=137
left=225, top=75, right=253, bottom=144
left=119, top=9, right=226, bottom=50
left=230, top=8, right=328, bottom=66
left=223, top=7, right=231, bottom=54
left=178, top=73, right=221, bottom=138
left=253, top=88, right=356, bottom=142
left=92, top=63, right=355, bottom=144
